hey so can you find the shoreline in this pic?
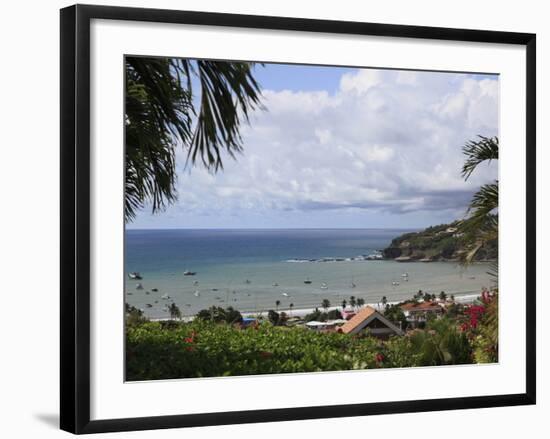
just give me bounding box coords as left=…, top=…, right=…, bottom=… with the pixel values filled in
left=149, top=292, right=480, bottom=322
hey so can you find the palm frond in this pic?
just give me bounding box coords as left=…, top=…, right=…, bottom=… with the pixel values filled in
left=461, top=136, right=499, bottom=181
left=124, top=57, right=263, bottom=222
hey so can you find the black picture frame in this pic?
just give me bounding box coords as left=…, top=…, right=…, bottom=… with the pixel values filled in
left=60, top=4, right=536, bottom=434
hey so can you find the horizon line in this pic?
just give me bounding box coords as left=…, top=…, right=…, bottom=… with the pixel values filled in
left=125, top=227, right=421, bottom=231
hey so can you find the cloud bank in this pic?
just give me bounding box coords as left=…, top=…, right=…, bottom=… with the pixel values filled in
left=132, top=68, right=499, bottom=229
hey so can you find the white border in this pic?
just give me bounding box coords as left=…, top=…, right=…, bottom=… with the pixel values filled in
left=90, top=19, right=526, bottom=420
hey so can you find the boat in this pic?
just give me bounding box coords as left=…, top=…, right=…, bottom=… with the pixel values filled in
left=161, top=293, right=170, bottom=300
left=151, top=288, right=158, bottom=292
left=193, top=280, right=199, bottom=285
left=245, top=279, right=251, bottom=284
left=320, top=282, right=328, bottom=290
left=183, top=270, right=197, bottom=276
left=392, top=281, right=400, bottom=286
left=272, top=282, right=279, bottom=287
left=145, top=291, right=150, bottom=295
left=350, top=282, right=356, bottom=288
left=304, top=278, right=312, bottom=284
left=145, top=303, right=152, bottom=308
left=194, top=291, right=200, bottom=297
left=282, top=292, right=290, bottom=297
left=128, top=272, right=142, bottom=280
left=135, top=283, right=143, bottom=290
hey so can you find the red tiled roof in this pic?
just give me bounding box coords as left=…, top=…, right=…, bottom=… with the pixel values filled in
left=400, top=301, right=442, bottom=311
left=340, top=306, right=377, bottom=334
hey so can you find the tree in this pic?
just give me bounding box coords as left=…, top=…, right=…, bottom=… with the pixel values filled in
left=458, top=136, right=499, bottom=267
left=289, top=302, right=294, bottom=317
left=439, top=291, right=447, bottom=301
left=268, top=309, right=280, bottom=325
left=321, top=299, right=331, bottom=314
left=327, top=309, right=343, bottom=320
left=224, top=306, right=243, bottom=324
left=125, top=57, right=263, bottom=222
left=381, top=296, right=388, bottom=307
left=349, top=296, right=356, bottom=309
left=341, top=299, right=347, bottom=310
left=275, top=300, right=281, bottom=312
left=356, top=297, right=365, bottom=308
left=169, top=303, right=181, bottom=320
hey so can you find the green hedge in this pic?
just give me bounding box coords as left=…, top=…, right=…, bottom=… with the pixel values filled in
left=126, top=317, right=472, bottom=380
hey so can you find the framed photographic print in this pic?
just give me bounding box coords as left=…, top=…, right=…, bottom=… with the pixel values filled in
left=60, top=4, right=536, bottom=434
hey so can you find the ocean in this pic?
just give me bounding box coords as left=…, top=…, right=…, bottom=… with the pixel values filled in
left=124, top=229, right=493, bottom=318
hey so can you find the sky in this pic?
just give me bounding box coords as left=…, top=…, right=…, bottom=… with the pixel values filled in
left=128, top=62, right=499, bottom=230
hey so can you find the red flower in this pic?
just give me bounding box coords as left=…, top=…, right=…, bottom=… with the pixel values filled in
left=375, top=353, right=384, bottom=363
left=460, top=322, right=469, bottom=332
left=183, top=330, right=198, bottom=344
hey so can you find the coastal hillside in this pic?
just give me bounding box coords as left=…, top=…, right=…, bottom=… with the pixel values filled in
left=382, top=222, right=497, bottom=262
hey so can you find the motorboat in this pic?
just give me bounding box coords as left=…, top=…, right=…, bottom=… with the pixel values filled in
left=128, top=272, right=142, bottom=280
left=161, top=293, right=170, bottom=300
left=183, top=270, right=197, bottom=276
left=281, top=292, right=290, bottom=297
left=193, top=280, right=199, bottom=285
left=136, top=283, right=144, bottom=290
left=304, top=278, right=312, bottom=284
left=272, top=282, right=279, bottom=287
left=194, top=291, right=200, bottom=297
left=320, top=282, right=328, bottom=290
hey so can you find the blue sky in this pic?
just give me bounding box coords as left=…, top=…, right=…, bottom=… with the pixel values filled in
left=128, top=63, right=498, bottom=229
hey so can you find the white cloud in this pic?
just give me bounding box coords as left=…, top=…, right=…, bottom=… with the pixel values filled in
left=149, top=69, right=498, bottom=227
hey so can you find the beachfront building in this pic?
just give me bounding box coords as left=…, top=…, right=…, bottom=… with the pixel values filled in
left=339, top=306, right=403, bottom=339
left=305, top=320, right=346, bottom=331
left=400, top=301, right=444, bottom=327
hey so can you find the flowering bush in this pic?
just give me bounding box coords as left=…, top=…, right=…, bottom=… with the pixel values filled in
left=126, top=320, right=429, bottom=380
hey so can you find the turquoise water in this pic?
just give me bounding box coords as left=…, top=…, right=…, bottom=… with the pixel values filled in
left=125, top=229, right=493, bottom=318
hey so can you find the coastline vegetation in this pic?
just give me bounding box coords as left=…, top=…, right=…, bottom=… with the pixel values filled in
left=126, top=290, right=497, bottom=381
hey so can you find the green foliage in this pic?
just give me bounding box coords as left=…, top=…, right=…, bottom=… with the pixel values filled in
left=168, top=303, right=181, bottom=320
left=195, top=306, right=242, bottom=324
left=458, top=136, right=499, bottom=265
left=472, top=293, right=499, bottom=363
left=383, top=304, right=408, bottom=330
left=125, top=57, right=262, bottom=221
left=126, top=320, right=423, bottom=380
left=408, top=318, right=472, bottom=366
left=125, top=303, right=148, bottom=327
left=304, top=308, right=327, bottom=322
left=268, top=310, right=280, bottom=325
left=327, top=309, right=343, bottom=320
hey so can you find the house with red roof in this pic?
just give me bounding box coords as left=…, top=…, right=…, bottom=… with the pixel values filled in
left=400, top=301, right=444, bottom=327
left=339, top=306, right=403, bottom=339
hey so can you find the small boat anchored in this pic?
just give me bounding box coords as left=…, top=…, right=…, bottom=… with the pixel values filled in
left=128, top=272, right=142, bottom=280
left=183, top=270, right=197, bottom=276
left=304, top=278, right=312, bottom=284
left=320, top=282, right=328, bottom=290
left=135, top=283, right=144, bottom=290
